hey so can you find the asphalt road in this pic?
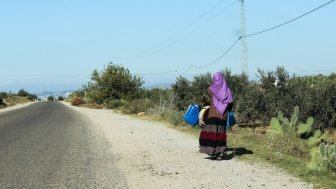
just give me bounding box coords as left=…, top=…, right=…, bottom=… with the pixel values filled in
left=0, top=102, right=128, bottom=188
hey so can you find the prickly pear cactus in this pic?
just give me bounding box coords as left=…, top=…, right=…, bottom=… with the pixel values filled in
left=270, top=117, right=283, bottom=134
left=270, top=110, right=293, bottom=134
left=319, top=143, right=336, bottom=171
left=308, top=147, right=323, bottom=171
left=308, top=143, right=336, bottom=172
left=268, top=106, right=328, bottom=145
left=289, top=106, right=299, bottom=130
left=269, top=106, right=308, bottom=135
left=308, top=130, right=328, bottom=146
left=277, top=111, right=284, bottom=122
left=297, top=117, right=313, bottom=137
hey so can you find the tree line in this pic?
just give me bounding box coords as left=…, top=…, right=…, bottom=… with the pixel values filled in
left=0, top=89, right=38, bottom=108
left=69, top=63, right=336, bottom=130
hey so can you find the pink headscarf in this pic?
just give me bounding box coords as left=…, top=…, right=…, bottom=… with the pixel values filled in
left=210, top=72, right=233, bottom=115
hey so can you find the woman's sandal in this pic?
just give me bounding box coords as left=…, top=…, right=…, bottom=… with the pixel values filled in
left=212, top=152, right=222, bottom=160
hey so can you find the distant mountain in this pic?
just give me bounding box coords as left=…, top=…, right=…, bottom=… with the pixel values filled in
left=144, top=83, right=172, bottom=89
left=32, top=83, right=172, bottom=100
left=35, top=90, right=73, bottom=100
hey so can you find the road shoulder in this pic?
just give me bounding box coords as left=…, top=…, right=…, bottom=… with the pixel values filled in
left=64, top=102, right=313, bottom=189
left=0, top=102, right=35, bottom=114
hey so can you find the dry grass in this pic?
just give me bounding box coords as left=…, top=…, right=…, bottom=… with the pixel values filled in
left=326, top=129, right=336, bottom=144
left=228, top=128, right=336, bottom=188
left=80, top=103, right=104, bottom=109
left=3, top=96, right=30, bottom=107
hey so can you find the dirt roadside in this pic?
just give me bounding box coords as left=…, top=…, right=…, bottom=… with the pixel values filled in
left=0, top=102, right=35, bottom=113
left=65, top=102, right=313, bottom=189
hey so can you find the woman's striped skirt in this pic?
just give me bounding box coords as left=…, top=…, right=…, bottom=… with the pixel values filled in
left=199, top=117, right=227, bottom=156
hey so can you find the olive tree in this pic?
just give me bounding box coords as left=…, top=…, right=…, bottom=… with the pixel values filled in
left=171, top=76, right=192, bottom=110
left=85, top=63, right=144, bottom=104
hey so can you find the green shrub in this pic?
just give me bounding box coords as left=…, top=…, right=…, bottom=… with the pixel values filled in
left=107, top=99, right=128, bottom=109
left=267, top=133, right=310, bottom=158
left=120, top=98, right=153, bottom=114
left=147, top=91, right=177, bottom=118
left=171, top=76, right=192, bottom=110
left=167, top=111, right=185, bottom=126
left=47, top=96, right=55, bottom=101
left=81, top=103, right=103, bottom=109
left=27, top=94, right=37, bottom=101
left=0, top=101, right=6, bottom=109
left=0, top=92, right=8, bottom=99
left=17, top=89, right=29, bottom=97
left=84, top=63, right=144, bottom=103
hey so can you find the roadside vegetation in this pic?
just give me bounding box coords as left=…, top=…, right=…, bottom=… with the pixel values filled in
left=0, top=89, right=37, bottom=108
left=68, top=63, right=336, bottom=188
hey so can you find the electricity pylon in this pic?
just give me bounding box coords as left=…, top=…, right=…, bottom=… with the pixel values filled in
left=240, top=0, right=248, bottom=76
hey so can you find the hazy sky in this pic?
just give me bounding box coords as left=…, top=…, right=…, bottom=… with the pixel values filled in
left=0, top=0, right=335, bottom=92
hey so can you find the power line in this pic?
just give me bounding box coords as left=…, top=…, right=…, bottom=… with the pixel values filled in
left=243, top=0, right=335, bottom=38
left=142, top=0, right=229, bottom=54
left=182, top=0, right=335, bottom=75
left=178, top=37, right=240, bottom=75
left=16, top=1, right=332, bottom=79
left=180, top=37, right=240, bottom=75
left=135, top=69, right=178, bottom=76
left=152, top=0, right=238, bottom=53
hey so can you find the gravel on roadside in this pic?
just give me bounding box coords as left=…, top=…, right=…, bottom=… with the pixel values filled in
left=65, top=103, right=313, bottom=189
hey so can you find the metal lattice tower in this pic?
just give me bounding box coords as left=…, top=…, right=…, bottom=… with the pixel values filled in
left=240, top=0, right=248, bottom=76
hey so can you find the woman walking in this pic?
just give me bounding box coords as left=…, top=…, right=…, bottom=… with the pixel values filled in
left=199, top=72, right=233, bottom=160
